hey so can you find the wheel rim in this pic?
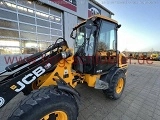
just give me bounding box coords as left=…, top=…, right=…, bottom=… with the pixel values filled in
left=116, top=78, right=124, bottom=94
left=41, top=111, right=68, bottom=120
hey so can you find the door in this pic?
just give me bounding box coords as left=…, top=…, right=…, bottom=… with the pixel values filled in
left=95, top=20, right=117, bottom=73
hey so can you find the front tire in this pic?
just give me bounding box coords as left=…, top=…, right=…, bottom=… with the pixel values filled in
left=103, top=71, right=126, bottom=100
left=8, top=86, right=78, bottom=120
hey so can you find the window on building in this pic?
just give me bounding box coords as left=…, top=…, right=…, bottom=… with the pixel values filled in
left=0, top=29, right=19, bottom=38
left=51, top=23, right=62, bottom=30
left=18, top=6, right=35, bottom=17
left=51, top=36, right=59, bottom=42
left=50, top=16, right=62, bottom=23
left=0, top=47, right=20, bottom=55
left=17, top=0, right=34, bottom=8
left=21, top=40, right=38, bottom=54
left=51, top=29, right=62, bottom=36
left=0, top=1, right=17, bottom=11
left=36, top=11, right=49, bottom=20
left=0, top=19, right=18, bottom=29
left=37, top=19, right=50, bottom=27
left=35, top=4, right=49, bottom=13
left=37, top=34, right=50, bottom=41
left=0, top=9, right=17, bottom=20
left=20, top=31, right=36, bottom=40
left=0, top=38, right=20, bottom=55
left=19, top=14, right=35, bottom=24
left=0, top=1, right=63, bottom=55
left=19, top=23, right=36, bottom=32
left=50, top=8, right=61, bottom=17
left=38, top=41, right=52, bottom=51
left=37, top=26, right=50, bottom=34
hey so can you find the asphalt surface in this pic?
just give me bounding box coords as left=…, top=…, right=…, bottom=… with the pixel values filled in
left=0, top=60, right=160, bottom=120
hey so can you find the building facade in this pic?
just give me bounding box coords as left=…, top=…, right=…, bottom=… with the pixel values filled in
left=0, top=0, right=114, bottom=73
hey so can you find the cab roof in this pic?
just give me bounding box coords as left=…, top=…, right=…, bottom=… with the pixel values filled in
left=92, top=15, right=118, bottom=24
left=75, top=15, right=118, bottom=29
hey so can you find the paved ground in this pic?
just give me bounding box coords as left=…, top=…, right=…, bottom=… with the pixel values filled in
left=1, top=61, right=160, bottom=120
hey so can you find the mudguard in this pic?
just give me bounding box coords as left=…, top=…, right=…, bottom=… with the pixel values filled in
left=100, top=67, right=127, bottom=85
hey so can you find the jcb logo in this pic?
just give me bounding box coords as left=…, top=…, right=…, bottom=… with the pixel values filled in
left=10, top=66, right=45, bottom=92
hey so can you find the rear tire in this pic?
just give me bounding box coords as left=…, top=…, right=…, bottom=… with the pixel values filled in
left=8, top=86, right=78, bottom=120
left=103, top=71, right=126, bottom=100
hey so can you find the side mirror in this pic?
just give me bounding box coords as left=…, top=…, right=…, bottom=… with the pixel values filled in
left=117, top=24, right=121, bottom=29
left=70, top=29, right=76, bottom=39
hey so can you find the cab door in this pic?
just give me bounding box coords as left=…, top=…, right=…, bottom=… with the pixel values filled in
left=95, top=20, right=118, bottom=74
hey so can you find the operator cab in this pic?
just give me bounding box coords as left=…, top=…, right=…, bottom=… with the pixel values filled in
left=71, top=15, right=121, bottom=74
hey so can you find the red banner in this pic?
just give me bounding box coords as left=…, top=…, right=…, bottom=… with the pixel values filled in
left=50, top=0, right=77, bottom=12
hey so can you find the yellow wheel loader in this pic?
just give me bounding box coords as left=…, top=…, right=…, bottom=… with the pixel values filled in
left=0, top=15, right=127, bottom=120
left=150, top=53, right=159, bottom=60
left=133, top=52, right=139, bottom=59
left=139, top=52, right=147, bottom=60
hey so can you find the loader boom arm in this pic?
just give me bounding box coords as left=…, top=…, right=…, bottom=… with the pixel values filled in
left=0, top=39, right=71, bottom=108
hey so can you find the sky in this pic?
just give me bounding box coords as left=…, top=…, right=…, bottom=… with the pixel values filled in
left=96, top=0, right=160, bottom=52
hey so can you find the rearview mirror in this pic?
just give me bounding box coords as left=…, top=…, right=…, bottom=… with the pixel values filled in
left=70, top=29, right=76, bottom=39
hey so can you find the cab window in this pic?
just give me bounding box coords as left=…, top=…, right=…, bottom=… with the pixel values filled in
left=98, top=21, right=116, bottom=51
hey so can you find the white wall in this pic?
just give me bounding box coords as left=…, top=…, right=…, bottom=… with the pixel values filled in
left=64, top=12, right=77, bottom=48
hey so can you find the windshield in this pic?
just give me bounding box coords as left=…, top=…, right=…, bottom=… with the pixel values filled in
left=74, top=23, right=97, bottom=56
